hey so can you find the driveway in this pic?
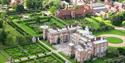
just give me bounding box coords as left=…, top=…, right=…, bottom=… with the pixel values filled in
left=99, top=34, right=125, bottom=47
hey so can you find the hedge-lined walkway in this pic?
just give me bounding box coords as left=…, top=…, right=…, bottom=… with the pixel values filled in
left=99, top=34, right=125, bottom=47
left=38, top=40, right=72, bottom=63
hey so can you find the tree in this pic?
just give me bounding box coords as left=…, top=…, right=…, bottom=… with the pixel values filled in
left=0, top=0, right=1, bottom=4
left=42, top=0, right=60, bottom=10
left=118, top=48, right=125, bottom=56
left=1, top=0, right=9, bottom=5
left=110, top=12, right=125, bottom=26
left=5, top=33, right=17, bottom=46
left=0, top=28, right=7, bottom=45
left=49, top=6, right=57, bottom=14
left=24, top=0, right=43, bottom=10
left=122, top=21, right=125, bottom=27
left=0, top=20, right=3, bottom=28
left=24, top=0, right=31, bottom=9
left=15, top=4, right=24, bottom=13
left=16, top=35, right=27, bottom=45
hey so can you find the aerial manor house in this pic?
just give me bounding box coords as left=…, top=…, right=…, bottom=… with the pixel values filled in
left=41, top=25, right=108, bottom=63
left=56, top=0, right=125, bottom=19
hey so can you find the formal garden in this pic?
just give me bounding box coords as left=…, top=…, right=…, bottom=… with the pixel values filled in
left=9, top=13, right=67, bottom=37
left=6, top=12, right=125, bottom=63
left=22, top=54, right=64, bottom=63
left=0, top=0, right=125, bottom=63
left=4, top=43, right=49, bottom=59
left=0, top=42, right=65, bottom=63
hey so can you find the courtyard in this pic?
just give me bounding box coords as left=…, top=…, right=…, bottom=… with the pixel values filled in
left=54, top=42, right=70, bottom=55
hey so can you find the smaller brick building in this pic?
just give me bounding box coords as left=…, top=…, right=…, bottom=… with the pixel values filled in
left=56, top=4, right=93, bottom=19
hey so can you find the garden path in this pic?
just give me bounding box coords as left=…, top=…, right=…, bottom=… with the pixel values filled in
left=99, top=34, right=125, bottom=47
left=38, top=40, right=72, bottom=63
left=115, top=27, right=125, bottom=30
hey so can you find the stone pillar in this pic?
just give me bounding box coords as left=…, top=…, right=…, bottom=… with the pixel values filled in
left=40, top=25, right=48, bottom=40
left=32, top=37, right=36, bottom=43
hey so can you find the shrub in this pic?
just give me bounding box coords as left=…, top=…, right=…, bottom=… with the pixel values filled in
left=0, top=20, right=3, bottom=28
left=15, top=4, right=25, bottom=13
left=117, top=48, right=125, bottom=56
left=122, top=21, right=125, bottom=27
left=110, top=12, right=125, bottom=26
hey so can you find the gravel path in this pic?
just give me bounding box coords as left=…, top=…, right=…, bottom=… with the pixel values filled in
left=99, top=34, right=125, bottom=47
left=115, top=27, right=125, bottom=30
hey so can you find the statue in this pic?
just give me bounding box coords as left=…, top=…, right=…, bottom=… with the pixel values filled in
left=85, top=26, right=89, bottom=32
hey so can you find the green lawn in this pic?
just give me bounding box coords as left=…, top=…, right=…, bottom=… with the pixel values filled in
left=13, top=21, right=38, bottom=36
left=0, top=51, right=9, bottom=63
left=106, top=37, right=123, bottom=44
left=0, top=54, right=6, bottom=63
left=85, top=58, right=106, bottom=63
left=94, top=30, right=125, bottom=36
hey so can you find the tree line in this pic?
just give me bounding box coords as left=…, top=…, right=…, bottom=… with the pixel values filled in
left=0, top=0, right=60, bottom=14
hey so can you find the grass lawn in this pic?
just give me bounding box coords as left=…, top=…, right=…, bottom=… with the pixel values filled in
left=0, top=54, right=6, bottom=63
left=13, top=21, right=38, bottom=36
left=106, top=37, right=123, bottom=44
left=94, top=30, right=125, bottom=36
left=85, top=58, right=106, bottom=63
left=0, top=51, right=9, bottom=63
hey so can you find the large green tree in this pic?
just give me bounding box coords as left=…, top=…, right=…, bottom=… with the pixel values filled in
left=0, top=0, right=9, bottom=5
left=0, top=19, right=3, bottom=28
left=122, top=21, right=125, bottom=27
left=24, top=0, right=43, bottom=10
left=110, top=12, right=125, bottom=26
left=0, top=26, right=7, bottom=45
left=15, top=4, right=24, bottom=13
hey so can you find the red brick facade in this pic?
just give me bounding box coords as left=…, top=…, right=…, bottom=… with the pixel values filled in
left=56, top=5, right=93, bottom=19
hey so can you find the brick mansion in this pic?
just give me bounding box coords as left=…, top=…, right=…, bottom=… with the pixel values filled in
left=56, top=0, right=125, bottom=19
left=41, top=25, right=108, bottom=63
